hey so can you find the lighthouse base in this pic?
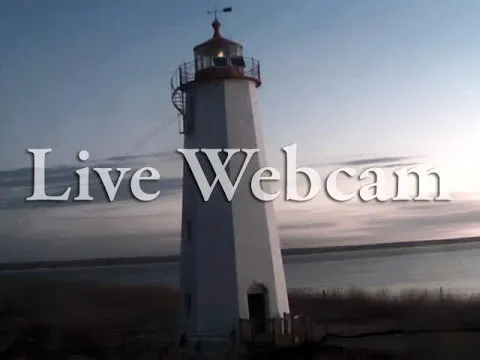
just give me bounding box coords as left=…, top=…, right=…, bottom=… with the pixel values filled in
left=176, top=315, right=317, bottom=359
left=178, top=338, right=238, bottom=359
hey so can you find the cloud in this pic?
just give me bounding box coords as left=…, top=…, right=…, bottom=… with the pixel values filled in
left=368, top=208, right=480, bottom=228
left=335, top=156, right=417, bottom=167
left=394, top=198, right=474, bottom=213
left=1, top=146, right=480, bottom=262
left=0, top=151, right=184, bottom=210
left=281, top=233, right=375, bottom=249
left=0, top=150, right=179, bottom=184
left=2, top=195, right=480, bottom=262
left=105, top=151, right=180, bottom=163
left=279, top=220, right=337, bottom=231
left=0, top=175, right=182, bottom=210
left=308, top=155, right=421, bottom=169
left=0, top=232, right=181, bottom=262
left=381, top=162, right=420, bottom=168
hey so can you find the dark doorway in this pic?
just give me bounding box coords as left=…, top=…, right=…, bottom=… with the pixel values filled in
left=247, top=284, right=268, bottom=334
left=248, top=293, right=266, bottom=320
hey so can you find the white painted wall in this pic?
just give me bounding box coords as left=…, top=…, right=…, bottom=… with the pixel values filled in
left=178, top=78, right=290, bottom=339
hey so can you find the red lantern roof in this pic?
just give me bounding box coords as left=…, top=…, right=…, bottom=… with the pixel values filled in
left=193, top=19, right=242, bottom=52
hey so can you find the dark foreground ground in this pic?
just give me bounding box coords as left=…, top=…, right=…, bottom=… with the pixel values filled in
left=1, top=277, right=480, bottom=359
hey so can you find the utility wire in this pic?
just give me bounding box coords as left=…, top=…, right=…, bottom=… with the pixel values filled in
left=68, top=114, right=180, bottom=220
left=122, top=115, right=179, bottom=157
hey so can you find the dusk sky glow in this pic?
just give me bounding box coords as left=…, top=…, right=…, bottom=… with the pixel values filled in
left=1, top=0, right=480, bottom=262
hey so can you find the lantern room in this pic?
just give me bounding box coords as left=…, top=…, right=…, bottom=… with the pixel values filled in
left=170, top=19, right=261, bottom=117
left=190, top=19, right=261, bottom=86
left=194, top=19, right=244, bottom=71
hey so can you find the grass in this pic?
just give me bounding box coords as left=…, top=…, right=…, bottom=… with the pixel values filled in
left=2, top=278, right=480, bottom=358
left=0, top=277, right=178, bottom=358
left=290, top=287, right=480, bottom=327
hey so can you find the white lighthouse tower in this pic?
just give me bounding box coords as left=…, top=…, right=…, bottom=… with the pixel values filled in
left=171, top=14, right=290, bottom=355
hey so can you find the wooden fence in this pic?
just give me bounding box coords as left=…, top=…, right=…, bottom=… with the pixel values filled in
left=238, top=315, right=317, bottom=347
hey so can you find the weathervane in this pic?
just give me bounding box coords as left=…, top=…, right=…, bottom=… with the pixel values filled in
left=207, top=5, right=232, bottom=20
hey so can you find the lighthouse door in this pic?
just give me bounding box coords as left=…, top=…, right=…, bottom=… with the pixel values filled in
left=247, top=284, right=268, bottom=333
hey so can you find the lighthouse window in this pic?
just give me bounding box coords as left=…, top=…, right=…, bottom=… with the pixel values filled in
left=230, top=56, right=245, bottom=68
left=202, top=56, right=211, bottom=69
left=195, top=55, right=201, bottom=71
left=213, top=56, right=228, bottom=67
left=229, top=45, right=242, bottom=56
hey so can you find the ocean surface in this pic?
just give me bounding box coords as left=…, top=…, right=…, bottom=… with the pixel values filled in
left=3, top=241, right=480, bottom=295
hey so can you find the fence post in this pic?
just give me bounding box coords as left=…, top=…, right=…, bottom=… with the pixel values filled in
left=272, top=318, right=276, bottom=345
left=304, top=315, right=307, bottom=343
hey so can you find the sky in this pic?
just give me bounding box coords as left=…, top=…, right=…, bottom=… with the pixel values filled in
left=1, top=0, right=480, bottom=262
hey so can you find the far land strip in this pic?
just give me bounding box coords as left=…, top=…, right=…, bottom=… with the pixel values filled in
left=1, top=235, right=479, bottom=271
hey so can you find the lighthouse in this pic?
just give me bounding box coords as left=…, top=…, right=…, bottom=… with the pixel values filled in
left=171, top=14, right=290, bottom=354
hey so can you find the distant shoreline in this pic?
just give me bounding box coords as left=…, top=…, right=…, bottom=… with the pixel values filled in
left=1, top=235, right=480, bottom=271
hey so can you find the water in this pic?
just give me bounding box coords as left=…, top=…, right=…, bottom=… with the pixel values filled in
left=3, top=242, right=480, bottom=295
